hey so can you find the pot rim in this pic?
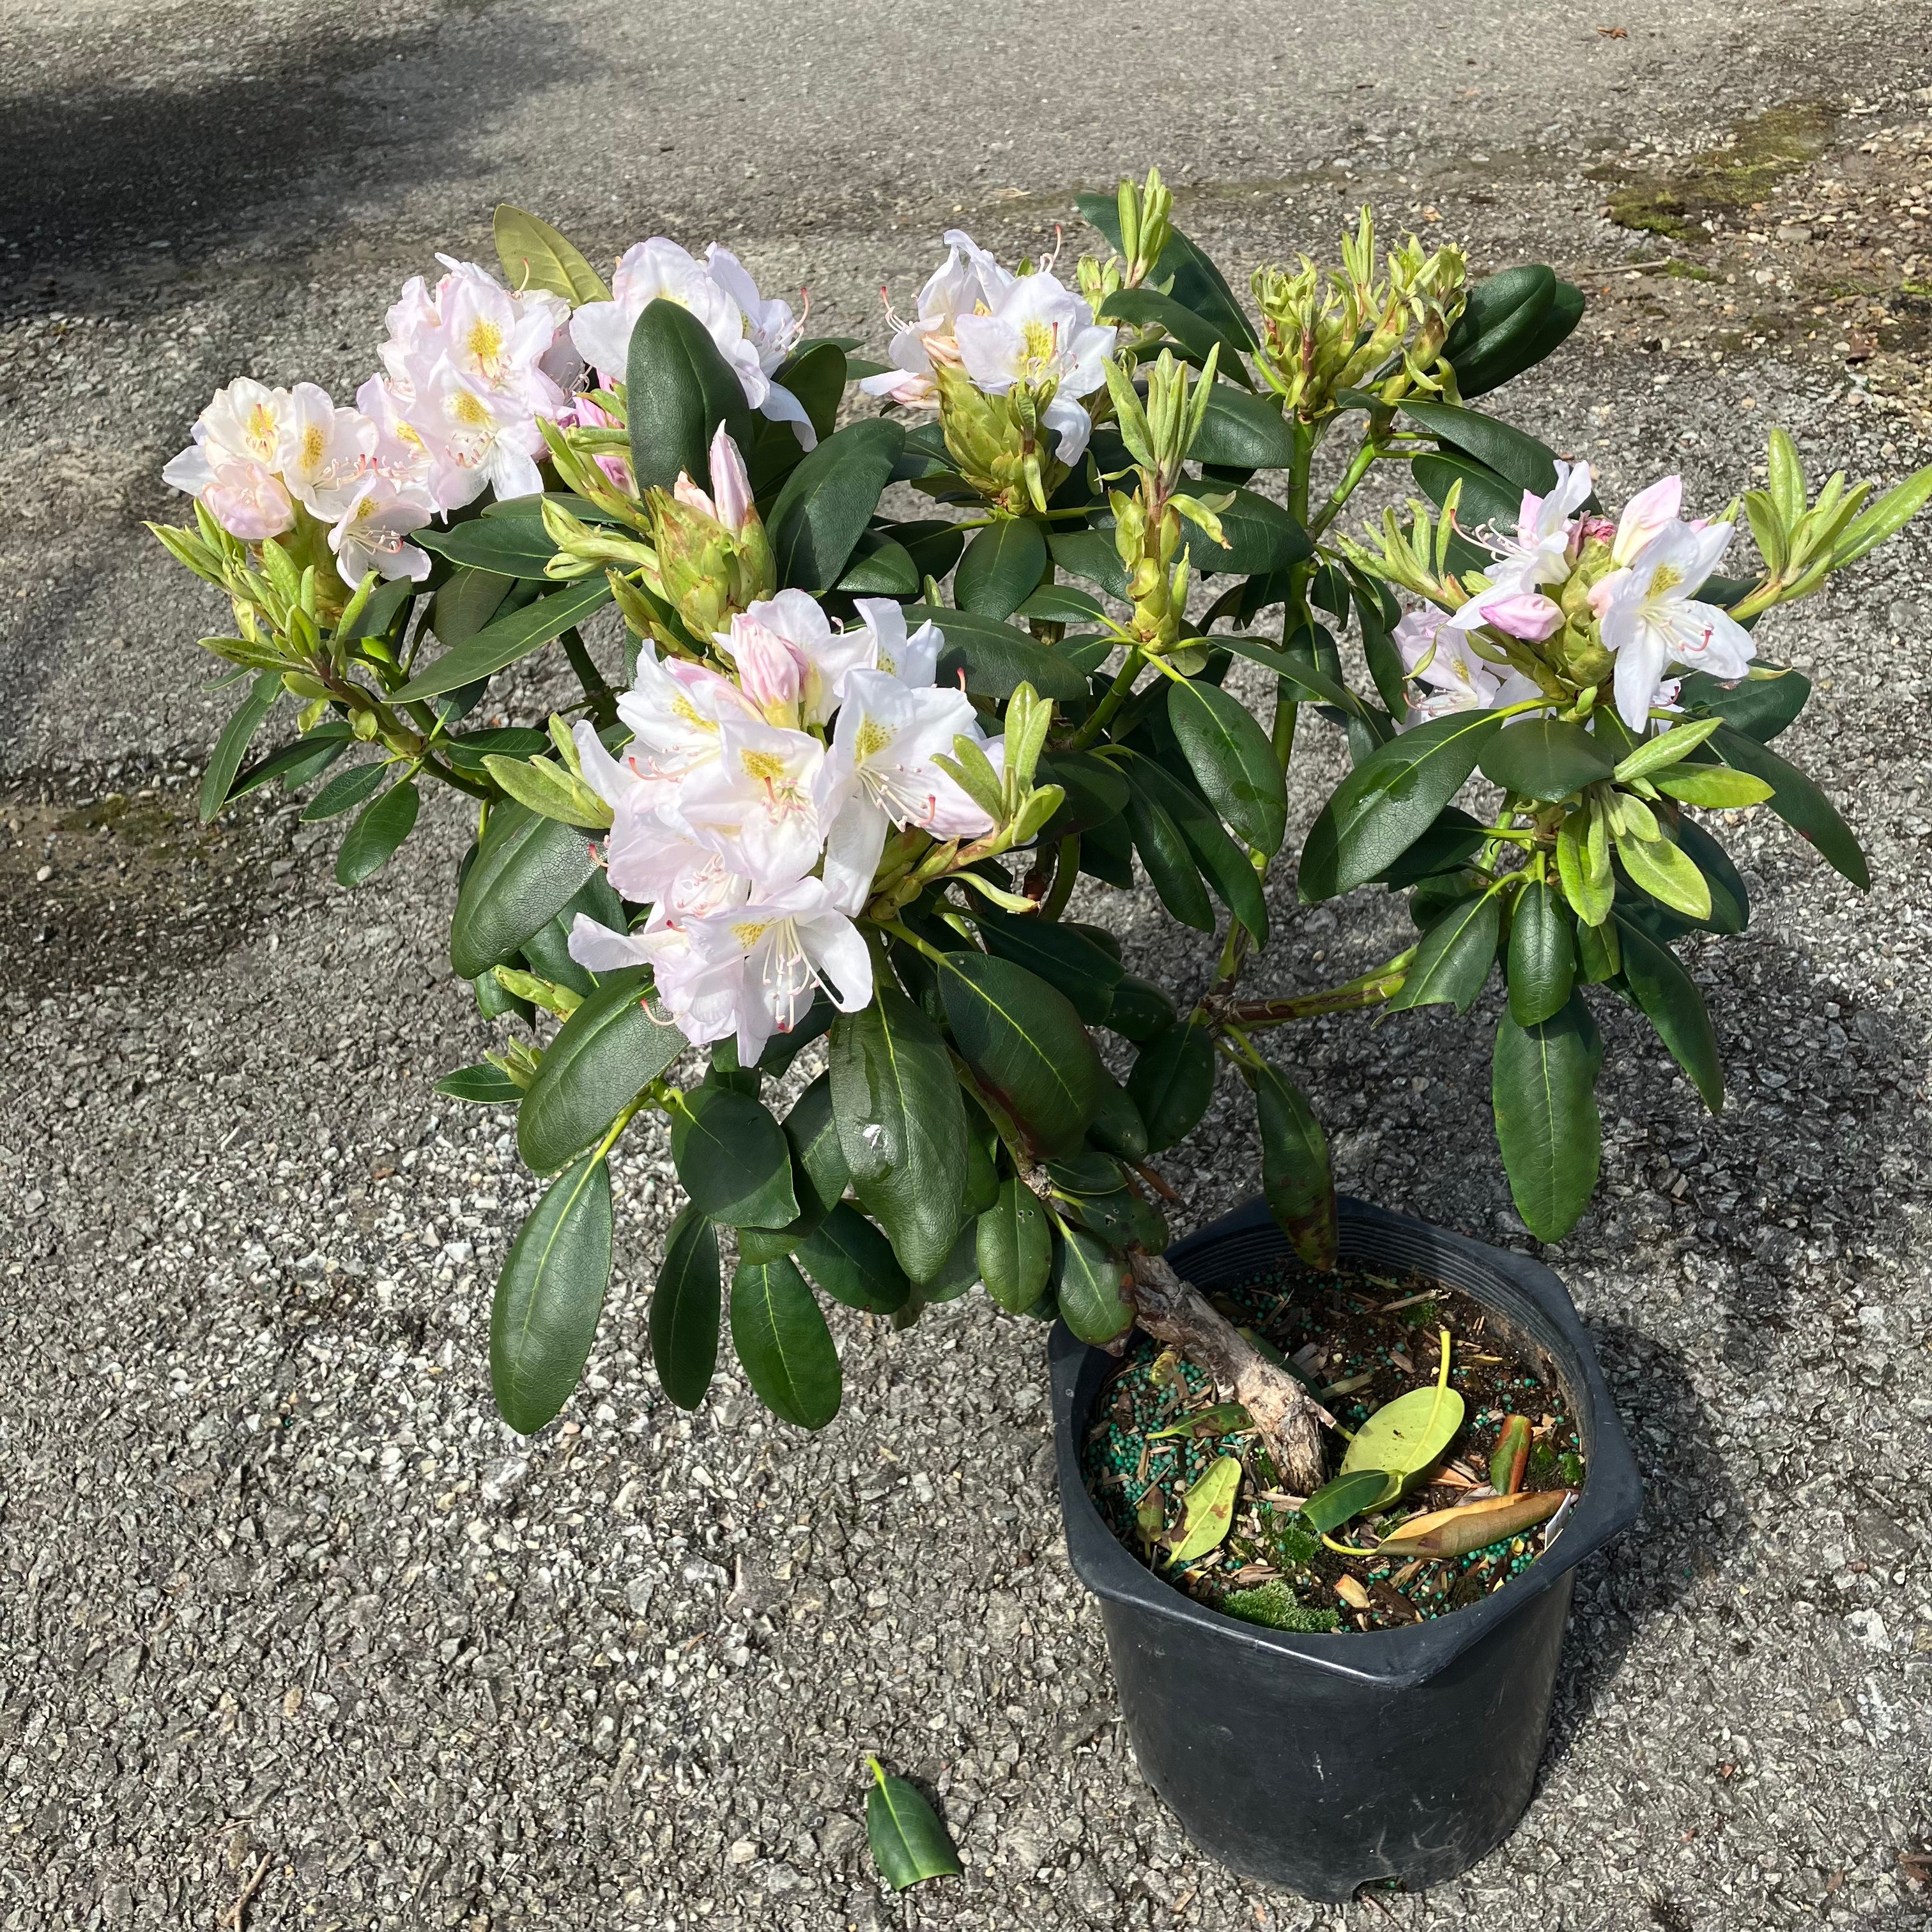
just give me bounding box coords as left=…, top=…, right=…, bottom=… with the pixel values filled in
left=1051, top=1193, right=1643, bottom=1690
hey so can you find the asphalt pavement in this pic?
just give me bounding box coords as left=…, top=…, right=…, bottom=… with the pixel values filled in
left=3, top=1, right=1932, bottom=1927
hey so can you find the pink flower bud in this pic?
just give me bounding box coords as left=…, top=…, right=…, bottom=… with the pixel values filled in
left=1476, top=591, right=1563, bottom=641
left=707, top=424, right=755, bottom=535
left=1611, top=475, right=1683, bottom=565
left=673, top=470, right=717, bottom=518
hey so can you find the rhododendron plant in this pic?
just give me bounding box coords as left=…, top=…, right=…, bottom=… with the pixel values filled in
left=150, top=181, right=1931, bottom=1491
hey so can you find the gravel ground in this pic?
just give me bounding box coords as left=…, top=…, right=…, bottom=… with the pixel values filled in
left=4, top=3, right=1932, bottom=1928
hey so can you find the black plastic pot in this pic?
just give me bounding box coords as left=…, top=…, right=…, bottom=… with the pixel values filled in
left=1050, top=1195, right=1641, bottom=1902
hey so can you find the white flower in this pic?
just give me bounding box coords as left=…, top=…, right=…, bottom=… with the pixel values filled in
left=326, top=473, right=434, bottom=583
left=379, top=257, right=572, bottom=411
left=852, top=597, right=942, bottom=687
left=860, top=229, right=1017, bottom=407
left=570, top=238, right=816, bottom=447
left=952, top=270, right=1116, bottom=463
left=714, top=590, right=877, bottom=729
left=277, top=383, right=378, bottom=519
left=411, top=362, right=548, bottom=512
left=162, top=378, right=301, bottom=535
left=674, top=717, right=833, bottom=891
left=199, top=457, right=296, bottom=540
left=1593, top=521, right=1756, bottom=731
left=612, top=648, right=759, bottom=812
left=1395, top=606, right=1540, bottom=728
left=1477, top=459, right=1595, bottom=594
left=820, top=670, right=992, bottom=912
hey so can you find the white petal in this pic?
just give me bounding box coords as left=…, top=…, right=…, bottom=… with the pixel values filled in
left=820, top=794, right=889, bottom=915
left=1041, top=392, right=1092, bottom=465
left=566, top=912, right=652, bottom=975
left=801, top=911, right=875, bottom=1011
left=757, top=381, right=818, bottom=452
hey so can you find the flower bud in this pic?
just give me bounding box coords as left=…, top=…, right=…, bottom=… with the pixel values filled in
left=647, top=431, right=774, bottom=641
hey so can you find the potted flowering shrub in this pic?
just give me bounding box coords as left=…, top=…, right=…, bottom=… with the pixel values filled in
left=149, top=176, right=1929, bottom=1895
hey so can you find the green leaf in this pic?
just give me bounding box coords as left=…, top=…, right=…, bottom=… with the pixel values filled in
left=625, top=296, right=756, bottom=493
left=1613, top=821, right=1712, bottom=921
left=936, top=953, right=1103, bottom=1159
left=335, top=778, right=420, bottom=887
left=768, top=418, right=905, bottom=592
left=1372, top=804, right=1487, bottom=889
left=772, top=341, right=848, bottom=447
left=829, top=985, right=969, bottom=1282
left=1300, top=708, right=1511, bottom=901
left=1554, top=800, right=1614, bottom=927
left=1492, top=993, right=1602, bottom=1243
left=1016, top=581, right=1107, bottom=623
left=199, top=670, right=280, bottom=821
left=1126, top=1022, right=1216, bottom=1151
left=977, top=1179, right=1053, bottom=1313
left=1052, top=1222, right=1132, bottom=1344
left=1127, top=753, right=1269, bottom=944
left=1167, top=678, right=1287, bottom=854
left=1165, top=1456, right=1244, bottom=1563
left=902, top=604, right=1091, bottom=702
left=1441, top=264, right=1556, bottom=377
left=392, top=577, right=613, bottom=703
left=340, top=575, right=417, bottom=645
left=490, top=1152, right=614, bottom=1434
left=1046, top=527, right=1131, bottom=599
left=1107, top=974, right=1179, bottom=1043
left=1034, top=749, right=1130, bottom=836
left=671, top=1086, right=799, bottom=1229
left=730, top=1255, right=841, bottom=1429
left=449, top=801, right=601, bottom=980
left=1831, top=461, right=1932, bottom=567
left=896, top=518, right=969, bottom=585
left=1653, top=765, right=1775, bottom=809
left=953, top=518, right=1048, bottom=619
left=1075, top=194, right=1257, bottom=349
left=431, top=565, right=513, bottom=652
left=1099, top=288, right=1255, bottom=381
left=1189, top=381, right=1296, bottom=468
left=1480, top=716, right=1616, bottom=803
left=1181, top=489, right=1311, bottom=577
left=835, top=528, right=921, bottom=597
left=1124, top=785, right=1215, bottom=931
left=1410, top=451, right=1523, bottom=533
left=783, top=1071, right=850, bottom=1220
left=434, top=1063, right=524, bottom=1105
left=972, top=906, right=1121, bottom=1024
left=1614, top=916, right=1724, bottom=1112
left=1212, top=632, right=1357, bottom=711
left=1087, top=1074, right=1149, bottom=1163
left=1396, top=400, right=1560, bottom=495
left=1506, top=877, right=1575, bottom=1026
left=229, top=725, right=351, bottom=801
left=1301, top=1468, right=1397, bottom=1535
left=652, top=1205, right=721, bottom=1411
left=1710, top=724, right=1868, bottom=888
left=493, top=203, right=609, bottom=303
left=795, top=1204, right=912, bottom=1314
left=1250, top=1061, right=1337, bottom=1268
left=1385, top=886, right=1499, bottom=1016
left=518, top=968, right=687, bottom=1172
left=300, top=758, right=390, bottom=822
left=413, top=515, right=560, bottom=578
left=866, top=1759, right=962, bottom=1892
left=1340, top=1381, right=1466, bottom=1492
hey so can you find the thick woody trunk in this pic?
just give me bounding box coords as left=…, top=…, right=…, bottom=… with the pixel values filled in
left=1126, top=1250, right=1331, bottom=1495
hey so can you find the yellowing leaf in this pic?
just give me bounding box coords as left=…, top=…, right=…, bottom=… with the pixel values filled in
left=1338, top=1327, right=1463, bottom=1493
left=1164, top=1455, right=1243, bottom=1564
left=1376, top=1488, right=1567, bottom=1559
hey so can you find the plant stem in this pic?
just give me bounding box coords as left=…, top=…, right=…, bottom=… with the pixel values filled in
left=1039, top=836, right=1081, bottom=920
left=1211, top=947, right=1417, bottom=1029
left=1068, top=647, right=1146, bottom=752
left=560, top=627, right=617, bottom=729
left=1270, top=417, right=1318, bottom=769
left=1124, top=1250, right=1331, bottom=1493
left=1307, top=431, right=1383, bottom=540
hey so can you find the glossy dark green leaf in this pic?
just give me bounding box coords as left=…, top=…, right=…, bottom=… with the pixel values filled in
left=1480, top=717, right=1616, bottom=803
left=1301, top=1468, right=1397, bottom=1535
left=783, top=1071, right=849, bottom=1219
left=896, top=518, right=968, bottom=584
left=300, top=758, right=390, bottom=822
left=335, top=778, right=420, bottom=887
left=430, top=564, right=513, bottom=651
left=937, top=953, right=1103, bottom=1159
left=518, top=969, right=687, bottom=1173
left=1099, top=288, right=1254, bottom=381
left=671, top=1085, right=798, bottom=1229
left=866, top=1759, right=962, bottom=1892
left=1299, top=707, right=1510, bottom=901
left=1087, top=1075, right=1149, bottom=1163
left=1250, top=1061, right=1337, bottom=1268
left=1386, top=887, right=1501, bottom=1016
left=1124, top=785, right=1215, bottom=931
left=1614, top=915, right=1724, bottom=1112
left=1492, top=993, right=1602, bottom=1243
left=1034, top=749, right=1130, bottom=837
left=1015, top=582, right=1106, bottom=623
left=954, top=517, right=1048, bottom=619
left=199, top=670, right=280, bottom=822
left=340, top=574, right=417, bottom=645
left=491, top=1152, right=613, bottom=1434
left=625, top=296, right=756, bottom=492
left=1080, top=806, right=1135, bottom=888
left=829, top=985, right=968, bottom=1282
left=1213, top=631, right=1358, bottom=711
left=1372, top=805, right=1487, bottom=889
left=1711, top=724, right=1867, bottom=888
left=1189, top=381, right=1296, bottom=468
left=795, top=1202, right=912, bottom=1313
left=1167, top=678, right=1287, bottom=854
left=1675, top=817, right=1749, bottom=935
left=917, top=1223, right=981, bottom=1302
left=1441, top=265, right=1556, bottom=374
left=977, top=1179, right=1053, bottom=1313
left=1046, top=527, right=1131, bottom=599
left=1127, top=1022, right=1216, bottom=1152
left=1396, top=400, right=1559, bottom=495
left=835, top=528, right=921, bottom=597
left=1052, top=1222, right=1133, bottom=1344
left=769, top=418, right=905, bottom=592
left=772, top=339, right=848, bottom=444
left=730, top=1255, right=841, bottom=1429
left=1181, top=489, right=1311, bottom=577
left=393, top=576, right=614, bottom=702
left=1128, top=754, right=1269, bottom=944
left=413, top=515, right=560, bottom=578
left=434, top=1063, right=524, bottom=1105
left=1675, top=667, right=1809, bottom=743
left=972, top=905, right=1121, bottom=1024
left=652, top=1204, right=721, bottom=1410
left=1411, top=451, right=1524, bottom=534
left=901, top=604, right=1091, bottom=702
left=448, top=801, right=600, bottom=979
left=230, top=724, right=351, bottom=801
left=1507, top=878, right=1575, bottom=1026
left=1105, top=973, right=1178, bottom=1042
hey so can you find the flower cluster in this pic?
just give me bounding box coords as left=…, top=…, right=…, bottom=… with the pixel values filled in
left=564, top=456, right=999, bottom=1062
left=1396, top=462, right=1756, bottom=732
